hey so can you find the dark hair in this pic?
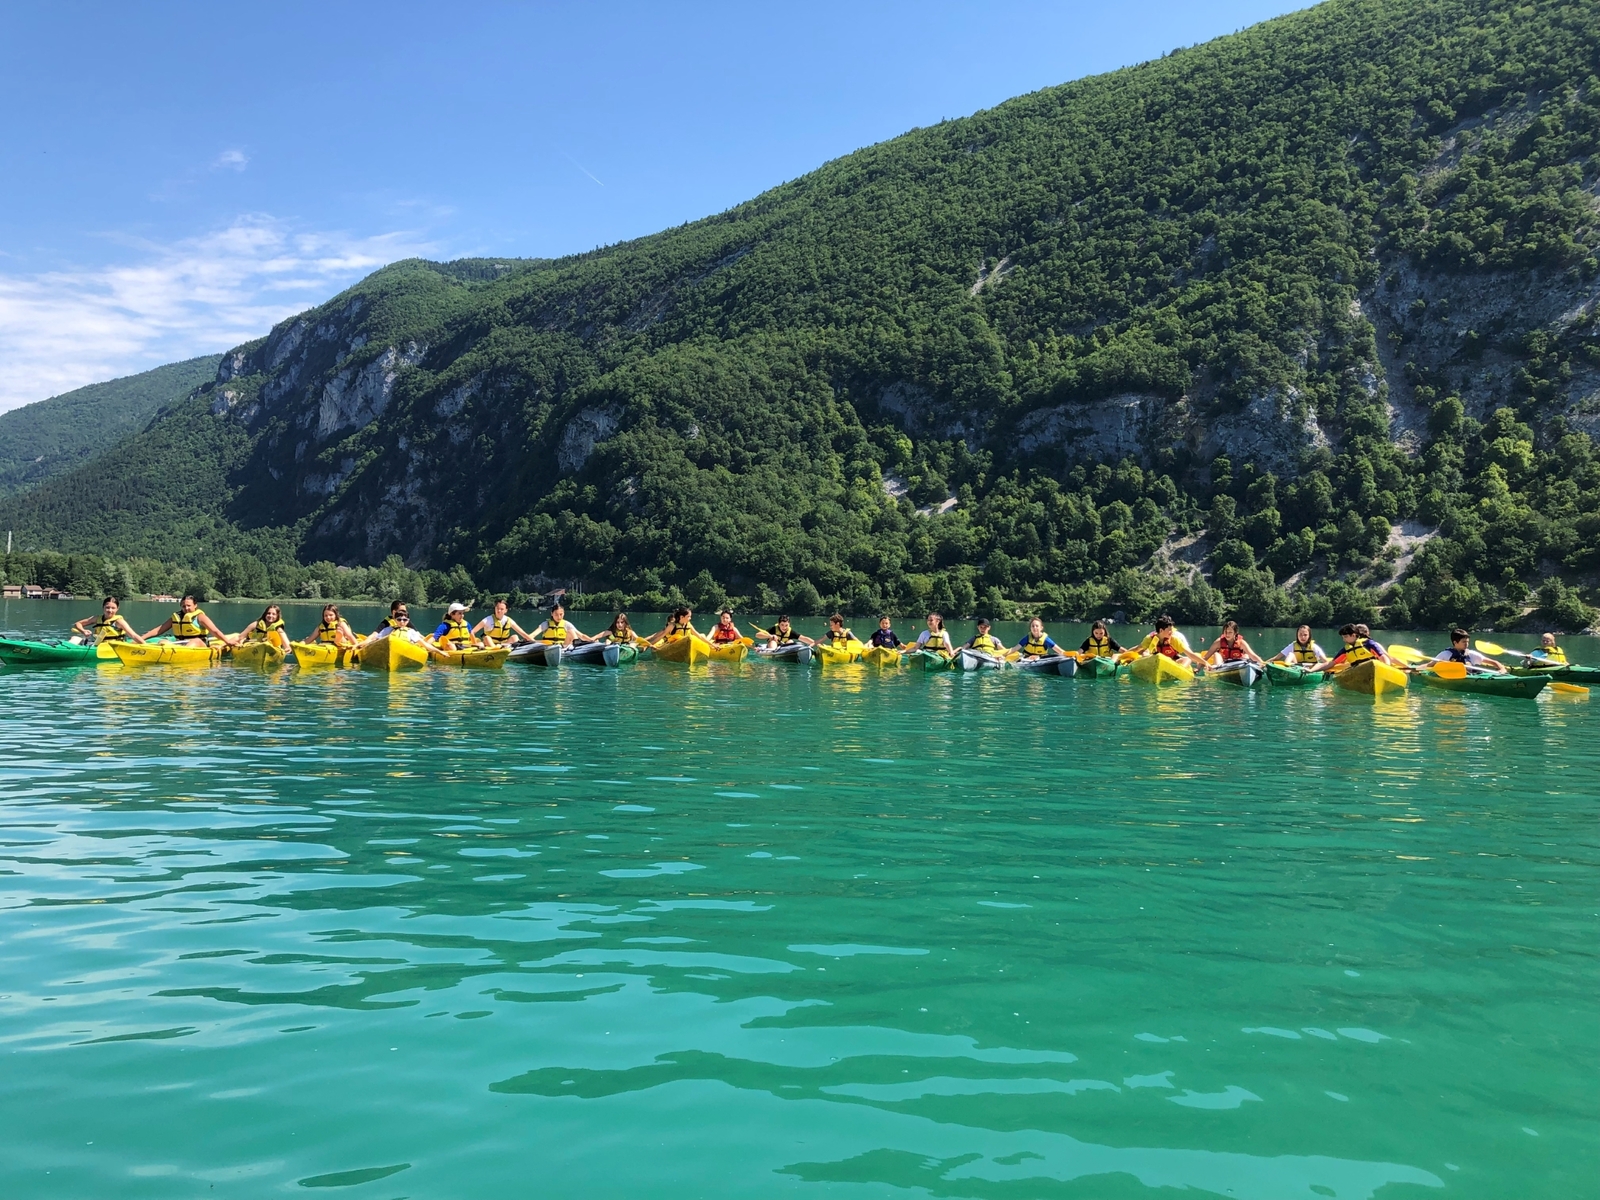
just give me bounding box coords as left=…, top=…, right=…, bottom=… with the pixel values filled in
left=1155, top=615, right=1174, bottom=630
left=1091, top=620, right=1108, bottom=635
left=928, top=612, right=944, bottom=629
left=323, top=603, right=341, bottom=619
left=719, top=608, right=732, bottom=617
left=1222, top=619, right=1239, bottom=634
left=257, top=604, right=281, bottom=624
left=101, top=596, right=119, bottom=606
left=182, top=593, right=199, bottom=604
left=610, top=613, right=631, bottom=633
left=775, top=614, right=791, bottom=624
left=829, top=612, right=844, bottom=622
left=1450, top=627, right=1469, bottom=641
left=976, top=618, right=991, bottom=628
left=1354, top=623, right=1371, bottom=638
left=672, top=606, right=690, bottom=619
left=1338, top=623, right=1356, bottom=636
left=390, top=600, right=407, bottom=613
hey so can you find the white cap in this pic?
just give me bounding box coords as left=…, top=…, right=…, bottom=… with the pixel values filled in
left=447, top=602, right=467, bottom=613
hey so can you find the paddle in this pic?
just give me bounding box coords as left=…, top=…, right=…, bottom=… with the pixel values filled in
left=1387, top=644, right=1468, bottom=677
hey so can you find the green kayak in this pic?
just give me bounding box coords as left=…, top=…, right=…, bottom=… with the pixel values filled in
left=1077, top=656, right=1120, bottom=679
left=1266, top=661, right=1328, bottom=687
left=1509, top=663, right=1600, bottom=683
left=906, top=650, right=953, bottom=671
left=0, top=637, right=112, bottom=667
left=1416, top=670, right=1549, bottom=699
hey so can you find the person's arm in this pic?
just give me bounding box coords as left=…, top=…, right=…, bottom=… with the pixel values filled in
left=470, top=617, right=491, bottom=637
left=144, top=617, right=174, bottom=639
left=71, top=614, right=95, bottom=637
left=113, top=616, right=147, bottom=644
left=1241, top=638, right=1264, bottom=664
left=567, top=624, right=590, bottom=645
left=1048, top=638, right=1067, bottom=657
left=507, top=620, right=533, bottom=642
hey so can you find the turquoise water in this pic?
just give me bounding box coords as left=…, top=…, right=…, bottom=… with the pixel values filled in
left=1, top=600, right=1594, bottom=1199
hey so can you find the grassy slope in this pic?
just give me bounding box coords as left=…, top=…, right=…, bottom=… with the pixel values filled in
left=0, top=356, right=222, bottom=497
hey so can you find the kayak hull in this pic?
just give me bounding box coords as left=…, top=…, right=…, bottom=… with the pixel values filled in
left=563, top=641, right=626, bottom=667
left=111, top=640, right=223, bottom=668
left=1332, top=659, right=1408, bottom=695
left=651, top=635, right=707, bottom=665
left=706, top=640, right=748, bottom=663
left=1417, top=671, right=1549, bottom=699
left=509, top=642, right=563, bottom=667
left=1014, top=654, right=1076, bottom=676
left=1510, top=663, right=1600, bottom=683
left=1266, top=661, right=1326, bottom=687
left=755, top=643, right=812, bottom=665
left=0, top=637, right=111, bottom=667
left=291, top=641, right=355, bottom=668
left=434, top=647, right=509, bottom=668
left=358, top=634, right=429, bottom=671
left=861, top=646, right=903, bottom=668
left=1129, top=654, right=1194, bottom=685
left=231, top=641, right=287, bottom=670
left=954, top=648, right=1006, bottom=671
left=907, top=650, right=952, bottom=671
left=816, top=641, right=863, bottom=666
left=1077, top=655, right=1119, bottom=679
left=1209, top=660, right=1263, bottom=687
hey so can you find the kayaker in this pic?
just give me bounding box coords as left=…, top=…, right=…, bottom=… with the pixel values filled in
left=1272, top=624, right=1329, bottom=668
left=869, top=616, right=904, bottom=650
left=308, top=604, right=358, bottom=648
left=237, top=604, right=291, bottom=652
left=598, top=613, right=642, bottom=645
left=365, top=600, right=415, bottom=642
left=1202, top=619, right=1264, bottom=667
left=709, top=609, right=745, bottom=645
left=429, top=602, right=482, bottom=651
left=1078, top=621, right=1123, bottom=660
left=760, top=615, right=814, bottom=648
left=911, top=613, right=954, bottom=657
left=1526, top=632, right=1568, bottom=666
left=1326, top=623, right=1393, bottom=670
left=646, top=607, right=700, bottom=645
left=1433, top=628, right=1506, bottom=673
left=821, top=613, right=859, bottom=646
left=529, top=603, right=593, bottom=648
left=964, top=619, right=1008, bottom=656
left=143, top=595, right=232, bottom=647
left=1134, top=615, right=1208, bottom=669
left=473, top=599, right=534, bottom=647
left=71, top=596, right=145, bottom=645
left=1014, top=617, right=1068, bottom=659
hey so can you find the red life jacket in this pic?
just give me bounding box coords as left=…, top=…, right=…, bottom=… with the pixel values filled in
left=1219, top=635, right=1246, bottom=662
left=1157, top=637, right=1182, bottom=660
left=710, top=625, right=741, bottom=644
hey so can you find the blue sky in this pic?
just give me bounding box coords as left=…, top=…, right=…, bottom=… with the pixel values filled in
left=0, top=0, right=1305, bottom=412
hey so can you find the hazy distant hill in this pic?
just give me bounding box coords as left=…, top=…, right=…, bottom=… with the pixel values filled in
left=0, top=355, right=223, bottom=497
left=2, top=0, right=1596, bottom=630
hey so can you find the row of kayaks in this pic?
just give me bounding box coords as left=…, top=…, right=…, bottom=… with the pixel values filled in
left=2, top=632, right=1592, bottom=700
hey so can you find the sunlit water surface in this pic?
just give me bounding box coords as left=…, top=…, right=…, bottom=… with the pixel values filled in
left=1, top=601, right=1594, bottom=1198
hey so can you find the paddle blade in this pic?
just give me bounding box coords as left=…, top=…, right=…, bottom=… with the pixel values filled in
left=1474, top=639, right=1511, bottom=656
left=1551, top=682, right=1589, bottom=696
left=1429, top=660, right=1468, bottom=678
left=1386, top=644, right=1429, bottom=664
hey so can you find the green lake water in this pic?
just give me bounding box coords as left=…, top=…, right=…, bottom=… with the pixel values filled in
left=1, top=600, right=1594, bottom=1198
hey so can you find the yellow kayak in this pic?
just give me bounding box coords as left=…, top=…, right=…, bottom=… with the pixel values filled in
left=291, top=641, right=355, bottom=668
left=433, top=647, right=509, bottom=668
left=231, top=641, right=286, bottom=669
left=1332, top=658, right=1408, bottom=696
left=861, top=645, right=903, bottom=668
left=1128, top=653, right=1194, bottom=685
left=111, top=641, right=224, bottom=668
left=652, top=634, right=707, bottom=665
left=358, top=634, right=430, bottom=671
left=816, top=640, right=864, bottom=666
left=705, top=639, right=748, bottom=663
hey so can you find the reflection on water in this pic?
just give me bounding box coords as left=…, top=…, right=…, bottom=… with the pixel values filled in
left=0, top=602, right=1595, bottom=1196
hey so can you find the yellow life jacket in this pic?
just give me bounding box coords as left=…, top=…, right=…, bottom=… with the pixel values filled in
left=171, top=609, right=209, bottom=640
left=484, top=615, right=516, bottom=645
left=247, top=618, right=286, bottom=643
left=538, top=619, right=570, bottom=644
left=922, top=630, right=952, bottom=653
left=92, top=616, right=127, bottom=643
left=315, top=620, right=344, bottom=644
left=969, top=633, right=1005, bottom=654
left=1021, top=632, right=1052, bottom=656
left=1291, top=640, right=1320, bottom=664
left=826, top=629, right=855, bottom=646
left=436, top=616, right=476, bottom=649
left=1343, top=641, right=1374, bottom=665
left=767, top=625, right=799, bottom=646
left=1535, top=646, right=1568, bottom=664
left=1083, top=635, right=1114, bottom=658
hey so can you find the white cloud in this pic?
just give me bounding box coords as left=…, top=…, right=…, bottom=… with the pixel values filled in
left=213, top=148, right=250, bottom=171
left=0, top=216, right=438, bottom=412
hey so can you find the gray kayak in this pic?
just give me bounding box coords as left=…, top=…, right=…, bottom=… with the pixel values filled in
left=1014, top=654, right=1077, bottom=677
left=510, top=642, right=563, bottom=667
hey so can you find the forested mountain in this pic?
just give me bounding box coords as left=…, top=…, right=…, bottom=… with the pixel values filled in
left=3, top=0, right=1597, bottom=630
left=0, top=355, right=221, bottom=497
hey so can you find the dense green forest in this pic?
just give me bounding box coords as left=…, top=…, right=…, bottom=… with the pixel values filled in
left=2, top=0, right=1597, bottom=631
left=0, top=355, right=221, bottom=497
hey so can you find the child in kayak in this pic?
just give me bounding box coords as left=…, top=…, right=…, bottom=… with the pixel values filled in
left=646, top=607, right=700, bottom=645
left=71, top=597, right=145, bottom=645
left=964, top=619, right=1008, bottom=656
left=1525, top=632, right=1568, bottom=666
left=1271, top=625, right=1329, bottom=668
left=598, top=613, right=642, bottom=645
left=430, top=602, right=483, bottom=651
left=1326, top=623, right=1393, bottom=669
left=1134, top=615, right=1208, bottom=669
left=1015, top=617, right=1069, bottom=659
left=474, top=599, right=535, bottom=647
left=1078, top=621, right=1122, bottom=660
left=821, top=614, right=859, bottom=647
left=912, top=613, right=954, bottom=657
left=236, top=604, right=291, bottom=652
left=869, top=616, right=903, bottom=649
left=759, top=615, right=814, bottom=647
left=1433, top=628, right=1506, bottom=672
left=307, top=604, right=358, bottom=649
left=1201, top=619, right=1264, bottom=667
left=709, top=610, right=745, bottom=645
left=143, top=595, right=232, bottom=647
left=529, top=603, right=592, bottom=648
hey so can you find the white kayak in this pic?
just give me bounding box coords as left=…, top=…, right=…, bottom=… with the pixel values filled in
left=954, top=647, right=1007, bottom=671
